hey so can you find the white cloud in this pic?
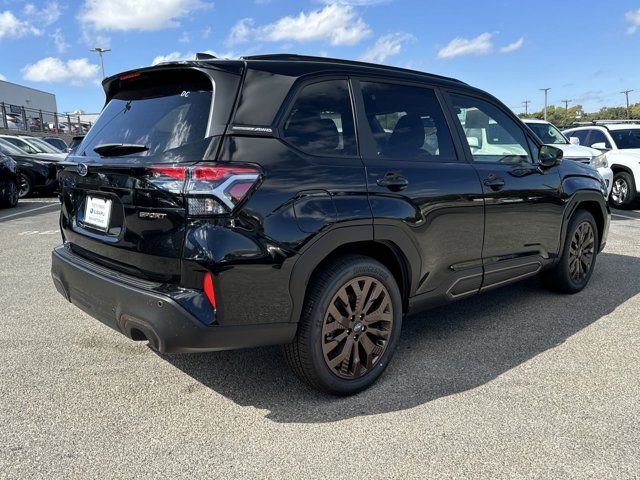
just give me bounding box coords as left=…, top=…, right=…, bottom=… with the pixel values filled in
left=201, top=26, right=211, bottom=38
left=227, top=4, right=371, bottom=46
left=626, top=8, right=640, bottom=34
left=23, top=2, right=62, bottom=26
left=0, top=73, right=6, bottom=81
left=151, top=50, right=237, bottom=65
left=22, top=57, right=100, bottom=85
left=360, top=32, right=414, bottom=63
left=321, top=0, right=390, bottom=4
left=178, top=31, right=190, bottom=43
left=78, top=0, right=210, bottom=31
left=51, top=28, right=68, bottom=53
left=227, top=18, right=253, bottom=45
left=437, top=33, right=494, bottom=59
left=500, top=36, right=524, bottom=53
left=438, top=33, right=523, bottom=59
left=0, top=10, right=41, bottom=39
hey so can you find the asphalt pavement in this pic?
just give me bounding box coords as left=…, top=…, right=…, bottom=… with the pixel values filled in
left=0, top=200, right=639, bottom=479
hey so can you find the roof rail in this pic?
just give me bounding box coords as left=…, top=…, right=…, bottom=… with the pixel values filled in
left=241, top=53, right=465, bottom=84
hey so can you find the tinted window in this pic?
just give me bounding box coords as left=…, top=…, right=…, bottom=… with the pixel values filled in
left=450, top=94, right=530, bottom=164
left=283, top=80, right=356, bottom=157
left=610, top=129, right=640, bottom=149
left=2, top=137, right=39, bottom=154
left=587, top=130, right=611, bottom=149
left=566, top=129, right=588, bottom=146
left=359, top=82, right=457, bottom=161
left=526, top=122, right=567, bottom=144
left=79, top=70, right=214, bottom=162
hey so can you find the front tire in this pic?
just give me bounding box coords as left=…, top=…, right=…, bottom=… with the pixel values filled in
left=284, top=255, right=403, bottom=396
left=543, top=210, right=599, bottom=294
left=609, top=171, right=636, bottom=209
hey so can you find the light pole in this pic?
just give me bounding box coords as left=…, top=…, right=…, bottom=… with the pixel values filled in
left=621, top=89, right=634, bottom=119
left=561, top=99, right=572, bottom=126
left=540, top=88, right=551, bottom=121
left=90, top=47, right=111, bottom=79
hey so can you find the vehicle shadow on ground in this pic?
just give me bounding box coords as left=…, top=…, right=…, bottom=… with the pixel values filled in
left=161, top=252, right=640, bottom=423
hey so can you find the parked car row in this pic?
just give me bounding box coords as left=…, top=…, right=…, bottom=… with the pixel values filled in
left=0, top=134, right=66, bottom=204
left=521, top=119, right=640, bottom=209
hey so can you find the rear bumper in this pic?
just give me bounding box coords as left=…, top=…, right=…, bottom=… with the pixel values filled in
left=51, top=244, right=297, bottom=353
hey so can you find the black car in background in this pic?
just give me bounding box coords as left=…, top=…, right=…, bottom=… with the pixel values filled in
left=0, top=139, right=57, bottom=198
left=51, top=55, right=609, bottom=395
left=43, top=137, right=69, bottom=152
left=0, top=151, right=19, bottom=208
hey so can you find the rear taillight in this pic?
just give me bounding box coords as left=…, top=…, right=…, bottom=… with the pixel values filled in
left=148, top=164, right=261, bottom=216
left=203, top=272, right=216, bottom=310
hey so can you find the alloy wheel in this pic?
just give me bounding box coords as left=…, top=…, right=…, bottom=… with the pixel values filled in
left=569, top=221, right=595, bottom=282
left=8, top=181, right=18, bottom=206
left=18, top=175, right=30, bottom=198
left=321, top=276, right=394, bottom=380
left=611, top=177, right=628, bottom=205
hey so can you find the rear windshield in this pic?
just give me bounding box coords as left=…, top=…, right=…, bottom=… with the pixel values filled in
left=610, top=129, right=640, bottom=149
left=77, top=70, right=214, bottom=163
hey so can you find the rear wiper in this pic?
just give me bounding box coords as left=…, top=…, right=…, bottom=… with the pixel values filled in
left=93, top=143, right=148, bottom=157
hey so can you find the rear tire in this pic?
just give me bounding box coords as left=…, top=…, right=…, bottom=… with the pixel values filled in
left=542, top=210, right=598, bottom=294
left=609, top=171, right=636, bottom=209
left=18, top=173, right=32, bottom=198
left=0, top=180, right=18, bottom=208
left=284, top=255, right=403, bottom=396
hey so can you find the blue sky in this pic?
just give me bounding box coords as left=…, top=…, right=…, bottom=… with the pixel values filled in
left=1, top=0, right=639, bottom=114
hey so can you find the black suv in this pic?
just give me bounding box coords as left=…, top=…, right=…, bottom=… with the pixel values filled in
left=51, top=54, right=610, bottom=395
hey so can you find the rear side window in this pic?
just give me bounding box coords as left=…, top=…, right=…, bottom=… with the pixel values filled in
left=450, top=93, right=531, bottom=164
left=359, top=82, right=457, bottom=162
left=283, top=80, right=356, bottom=157
left=79, top=70, right=215, bottom=162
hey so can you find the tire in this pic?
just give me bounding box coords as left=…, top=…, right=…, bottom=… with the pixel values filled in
left=18, top=173, right=32, bottom=199
left=542, top=209, right=599, bottom=294
left=0, top=180, right=19, bottom=208
left=609, top=171, right=636, bottom=209
left=284, top=255, right=403, bottom=396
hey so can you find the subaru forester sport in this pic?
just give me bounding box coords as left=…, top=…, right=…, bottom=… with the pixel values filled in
left=51, top=54, right=610, bottom=395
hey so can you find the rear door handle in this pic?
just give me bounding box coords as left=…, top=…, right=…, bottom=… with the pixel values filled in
left=483, top=175, right=505, bottom=191
left=377, top=172, right=409, bottom=191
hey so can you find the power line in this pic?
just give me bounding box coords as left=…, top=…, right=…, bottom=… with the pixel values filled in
left=561, top=99, right=572, bottom=126
left=522, top=100, right=531, bottom=115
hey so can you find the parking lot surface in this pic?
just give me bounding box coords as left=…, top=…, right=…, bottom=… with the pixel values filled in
left=1, top=201, right=639, bottom=479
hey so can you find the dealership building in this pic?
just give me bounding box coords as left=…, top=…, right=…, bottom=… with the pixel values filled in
left=0, top=79, right=58, bottom=116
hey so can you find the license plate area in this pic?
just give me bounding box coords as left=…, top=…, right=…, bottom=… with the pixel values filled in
left=83, top=195, right=113, bottom=232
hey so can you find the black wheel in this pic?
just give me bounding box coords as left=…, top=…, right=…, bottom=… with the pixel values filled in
left=18, top=173, right=32, bottom=198
left=542, top=210, right=598, bottom=294
left=609, top=171, right=636, bottom=209
left=284, top=255, right=403, bottom=396
left=0, top=180, right=19, bottom=208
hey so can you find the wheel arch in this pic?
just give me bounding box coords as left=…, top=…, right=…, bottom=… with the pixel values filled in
left=558, top=191, right=610, bottom=260
left=288, top=226, right=418, bottom=323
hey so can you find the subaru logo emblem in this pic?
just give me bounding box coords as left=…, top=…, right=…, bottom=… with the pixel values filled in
left=77, top=163, right=88, bottom=177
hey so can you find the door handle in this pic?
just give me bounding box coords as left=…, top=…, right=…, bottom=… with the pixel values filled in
left=377, top=172, right=409, bottom=191
left=483, top=175, right=505, bottom=191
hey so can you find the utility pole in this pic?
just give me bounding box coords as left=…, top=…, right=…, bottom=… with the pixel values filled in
left=561, top=99, right=572, bottom=126
left=90, top=47, right=111, bottom=79
left=621, top=89, right=634, bottom=119
left=522, top=100, right=531, bottom=116
left=540, top=88, right=551, bottom=121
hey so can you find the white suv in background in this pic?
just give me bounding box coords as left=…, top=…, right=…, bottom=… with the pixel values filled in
left=563, top=124, right=640, bottom=209
left=523, top=119, right=613, bottom=195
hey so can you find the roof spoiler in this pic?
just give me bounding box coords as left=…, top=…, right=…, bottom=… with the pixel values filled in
left=195, top=52, right=217, bottom=60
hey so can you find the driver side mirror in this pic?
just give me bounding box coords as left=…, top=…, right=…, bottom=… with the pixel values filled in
left=539, top=144, right=563, bottom=167
left=569, top=137, right=580, bottom=145
left=590, top=142, right=610, bottom=151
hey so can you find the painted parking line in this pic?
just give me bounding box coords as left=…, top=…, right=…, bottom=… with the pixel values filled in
left=0, top=203, right=59, bottom=221
left=611, top=213, right=640, bottom=221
